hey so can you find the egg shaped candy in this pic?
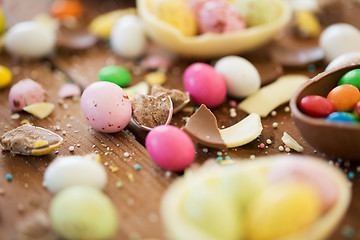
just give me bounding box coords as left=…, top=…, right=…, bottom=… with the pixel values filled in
left=5, top=21, right=56, bottom=59
left=110, top=15, right=146, bottom=59
left=50, top=186, right=118, bottom=240
left=183, top=63, right=226, bottom=108
left=43, top=155, right=107, bottom=194
left=145, top=125, right=195, bottom=172
left=215, top=56, right=261, bottom=98
left=320, top=23, right=360, bottom=62
left=8, top=78, right=45, bottom=112
left=81, top=81, right=132, bottom=133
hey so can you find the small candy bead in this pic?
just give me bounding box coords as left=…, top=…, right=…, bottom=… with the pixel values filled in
left=98, top=65, right=131, bottom=87
left=356, top=101, right=360, bottom=116
left=0, top=65, right=12, bottom=89
left=338, top=69, right=360, bottom=90
left=326, top=112, right=359, bottom=124
left=327, top=84, right=360, bottom=112
left=299, top=95, right=334, bottom=118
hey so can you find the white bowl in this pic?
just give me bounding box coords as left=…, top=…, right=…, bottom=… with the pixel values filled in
left=137, top=0, right=292, bottom=59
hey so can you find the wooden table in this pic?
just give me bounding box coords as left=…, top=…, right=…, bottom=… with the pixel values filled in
left=1, top=1, right=359, bottom=239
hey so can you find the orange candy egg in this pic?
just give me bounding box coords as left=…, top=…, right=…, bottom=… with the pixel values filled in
left=327, top=84, right=360, bottom=112
left=50, top=0, right=84, bottom=20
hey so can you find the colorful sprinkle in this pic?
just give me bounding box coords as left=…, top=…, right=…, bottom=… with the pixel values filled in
left=116, top=180, right=123, bottom=188
left=341, top=225, right=355, bottom=238
left=272, top=122, right=278, bottom=128
left=134, top=164, right=141, bottom=170
left=110, top=166, right=119, bottom=173
left=224, top=156, right=231, bottom=160
left=216, top=156, right=223, bottom=162
left=271, top=111, right=277, bottom=117
left=278, top=146, right=284, bottom=152
left=250, top=155, right=255, bottom=160
left=6, top=173, right=12, bottom=181
left=259, top=143, right=265, bottom=149
left=266, top=139, right=272, bottom=144
left=348, top=172, right=355, bottom=179
left=124, top=152, right=130, bottom=157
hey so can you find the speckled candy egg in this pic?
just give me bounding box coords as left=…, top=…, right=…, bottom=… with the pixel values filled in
left=5, top=21, right=56, bottom=58
left=214, top=56, right=261, bottom=98
left=320, top=23, right=360, bottom=62
left=8, top=78, right=45, bottom=111
left=81, top=81, right=132, bottom=133
left=145, top=125, right=195, bottom=172
left=110, top=15, right=146, bottom=59
left=183, top=63, right=226, bottom=108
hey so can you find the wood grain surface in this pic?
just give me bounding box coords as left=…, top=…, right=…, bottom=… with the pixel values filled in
left=1, top=0, right=360, bottom=239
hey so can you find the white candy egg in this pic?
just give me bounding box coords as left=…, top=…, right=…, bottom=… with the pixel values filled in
left=43, top=155, right=107, bottom=194
left=320, top=23, right=360, bottom=62
left=214, top=56, right=261, bottom=98
left=325, top=52, right=360, bottom=71
left=5, top=21, right=56, bottom=58
left=110, top=14, right=146, bottom=58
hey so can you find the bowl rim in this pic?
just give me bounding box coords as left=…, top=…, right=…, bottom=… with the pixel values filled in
left=137, top=0, right=292, bottom=43
left=290, top=63, right=360, bottom=130
left=161, top=156, right=351, bottom=240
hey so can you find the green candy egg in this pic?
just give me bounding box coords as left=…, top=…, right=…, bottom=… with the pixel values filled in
left=338, top=69, right=360, bottom=89
left=50, top=186, right=118, bottom=240
left=99, top=65, right=131, bottom=87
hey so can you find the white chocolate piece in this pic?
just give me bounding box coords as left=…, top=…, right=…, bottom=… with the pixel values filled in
left=23, top=102, right=55, bottom=119
left=220, top=113, right=263, bottom=148
left=281, top=132, right=304, bottom=152
left=43, top=154, right=107, bottom=194
left=238, top=75, right=308, bottom=117
left=124, top=81, right=149, bottom=99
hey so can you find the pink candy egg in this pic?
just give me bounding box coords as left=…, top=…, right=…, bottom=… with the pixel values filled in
left=145, top=125, right=195, bottom=171
left=81, top=81, right=132, bottom=133
left=299, top=95, right=335, bottom=118
left=8, top=78, right=45, bottom=111
left=267, top=158, right=338, bottom=212
left=183, top=63, right=226, bottom=108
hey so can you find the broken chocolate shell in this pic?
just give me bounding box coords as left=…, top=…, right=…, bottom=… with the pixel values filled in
left=131, top=92, right=173, bottom=131
left=151, top=85, right=190, bottom=113
left=0, top=124, right=63, bottom=156
left=182, top=104, right=227, bottom=150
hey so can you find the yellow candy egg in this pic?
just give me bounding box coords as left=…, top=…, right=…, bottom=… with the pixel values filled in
left=246, top=181, right=322, bottom=240
left=0, top=65, right=12, bottom=88
left=150, top=0, right=197, bottom=37
left=295, top=10, right=321, bottom=38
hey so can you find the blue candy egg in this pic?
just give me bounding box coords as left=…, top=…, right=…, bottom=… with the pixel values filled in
left=326, top=112, right=359, bottom=124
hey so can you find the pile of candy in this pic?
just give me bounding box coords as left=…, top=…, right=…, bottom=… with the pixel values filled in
left=300, top=69, right=360, bottom=124
left=148, top=0, right=279, bottom=36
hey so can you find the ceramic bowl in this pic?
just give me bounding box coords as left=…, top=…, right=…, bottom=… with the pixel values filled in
left=137, top=0, right=292, bottom=59
left=161, top=155, right=351, bottom=240
left=290, top=63, right=360, bottom=160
